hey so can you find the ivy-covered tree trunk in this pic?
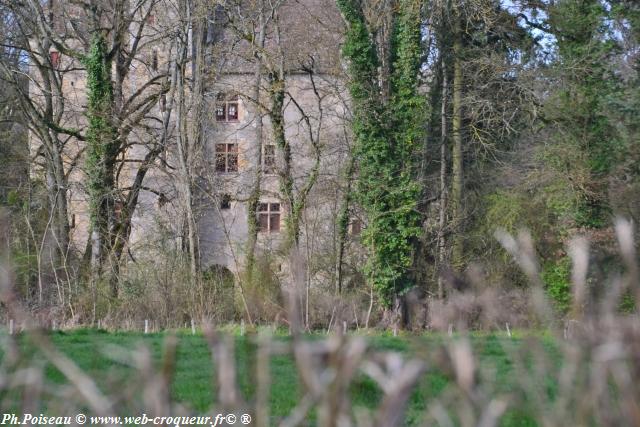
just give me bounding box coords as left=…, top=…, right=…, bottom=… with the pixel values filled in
left=84, top=34, right=118, bottom=295
left=245, top=46, right=265, bottom=285
left=389, top=0, right=426, bottom=293
left=243, top=6, right=267, bottom=326
left=337, top=0, right=425, bottom=311
left=267, top=71, right=307, bottom=325
left=268, top=74, right=297, bottom=245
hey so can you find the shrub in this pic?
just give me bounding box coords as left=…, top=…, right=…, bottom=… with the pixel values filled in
left=541, top=257, right=572, bottom=314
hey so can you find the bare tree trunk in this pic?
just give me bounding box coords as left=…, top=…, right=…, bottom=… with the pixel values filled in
left=51, top=153, right=70, bottom=262
left=335, top=152, right=355, bottom=295
left=175, top=0, right=202, bottom=292
left=188, top=0, right=208, bottom=304
left=450, top=6, right=464, bottom=270
left=437, top=63, right=448, bottom=299
left=0, top=16, right=72, bottom=302
left=176, top=63, right=199, bottom=284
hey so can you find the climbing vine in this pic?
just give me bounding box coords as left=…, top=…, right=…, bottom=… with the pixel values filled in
left=84, top=34, right=118, bottom=268
left=337, top=0, right=425, bottom=306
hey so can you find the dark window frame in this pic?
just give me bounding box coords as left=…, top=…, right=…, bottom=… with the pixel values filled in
left=215, top=94, right=240, bottom=123
left=215, top=143, right=239, bottom=173
left=349, top=218, right=362, bottom=236
left=262, top=144, right=276, bottom=174
left=151, top=49, right=158, bottom=71
left=220, top=194, right=232, bottom=210
left=257, top=202, right=281, bottom=233
left=50, top=51, right=60, bottom=69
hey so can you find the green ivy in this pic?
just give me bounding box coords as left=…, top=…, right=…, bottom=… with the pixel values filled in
left=337, top=0, right=425, bottom=306
left=84, top=34, right=118, bottom=240
left=620, top=292, right=636, bottom=313
left=541, top=257, right=572, bottom=314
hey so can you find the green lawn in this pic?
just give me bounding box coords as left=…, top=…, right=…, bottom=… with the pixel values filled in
left=6, top=330, right=559, bottom=426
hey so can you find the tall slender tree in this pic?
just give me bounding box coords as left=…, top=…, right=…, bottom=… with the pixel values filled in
left=337, top=0, right=425, bottom=310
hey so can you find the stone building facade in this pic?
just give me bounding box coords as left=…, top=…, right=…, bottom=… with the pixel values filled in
left=29, top=0, right=359, bottom=289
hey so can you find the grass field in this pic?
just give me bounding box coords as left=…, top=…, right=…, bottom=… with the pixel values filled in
left=8, top=329, right=559, bottom=426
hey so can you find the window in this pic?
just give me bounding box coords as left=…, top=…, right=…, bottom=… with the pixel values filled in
left=215, top=143, right=238, bottom=173
left=215, top=94, right=239, bottom=122
left=263, top=144, right=276, bottom=174
left=151, top=49, right=158, bottom=71
left=146, top=14, right=155, bottom=25
left=50, top=51, right=60, bottom=69
left=258, top=202, right=281, bottom=233
left=349, top=218, right=362, bottom=236
left=220, top=194, right=231, bottom=210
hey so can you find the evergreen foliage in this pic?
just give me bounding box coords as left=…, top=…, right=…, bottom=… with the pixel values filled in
left=541, top=257, right=572, bottom=313
left=84, top=34, right=118, bottom=249
left=6, top=0, right=640, bottom=322
left=546, top=0, right=621, bottom=228
left=337, top=0, right=425, bottom=306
